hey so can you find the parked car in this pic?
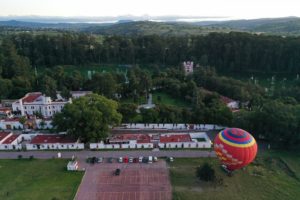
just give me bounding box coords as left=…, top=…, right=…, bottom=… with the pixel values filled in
left=119, top=157, right=123, bottom=163
left=97, top=157, right=103, bottom=163
left=168, top=157, right=174, bottom=162
left=115, top=168, right=121, bottom=176
left=133, top=158, right=138, bottom=163
left=154, top=156, right=158, bottom=162
left=129, top=157, right=134, bottom=163
left=108, top=157, right=113, bottom=163
left=142, top=157, right=148, bottom=163
left=148, top=156, right=153, bottom=163
left=139, top=156, right=143, bottom=163
left=124, top=157, right=129, bottom=163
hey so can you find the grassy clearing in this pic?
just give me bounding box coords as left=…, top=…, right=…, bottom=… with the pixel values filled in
left=170, top=151, right=300, bottom=200
left=152, top=92, right=190, bottom=108
left=0, top=159, right=83, bottom=200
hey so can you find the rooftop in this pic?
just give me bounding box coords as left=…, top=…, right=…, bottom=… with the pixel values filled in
left=2, top=118, right=21, bottom=122
left=110, top=134, right=151, bottom=144
left=22, top=92, right=42, bottom=103
left=0, top=108, right=12, bottom=113
left=2, top=134, right=20, bottom=144
left=0, top=132, right=11, bottom=142
left=220, top=96, right=236, bottom=104
left=160, top=134, right=192, bottom=143
left=30, top=135, right=78, bottom=144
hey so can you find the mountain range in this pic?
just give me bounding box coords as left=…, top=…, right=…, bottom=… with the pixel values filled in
left=1, top=16, right=300, bottom=36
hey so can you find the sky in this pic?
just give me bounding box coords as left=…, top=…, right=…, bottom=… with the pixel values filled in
left=1, top=0, right=300, bottom=19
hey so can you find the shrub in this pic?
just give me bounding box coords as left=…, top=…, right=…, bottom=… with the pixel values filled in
left=196, top=162, right=215, bottom=182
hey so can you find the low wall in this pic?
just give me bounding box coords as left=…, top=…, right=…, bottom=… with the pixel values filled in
left=118, top=123, right=225, bottom=130
left=158, top=142, right=211, bottom=149
left=25, top=143, right=84, bottom=150
left=0, top=144, right=22, bottom=150
left=89, top=143, right=154, bottom=150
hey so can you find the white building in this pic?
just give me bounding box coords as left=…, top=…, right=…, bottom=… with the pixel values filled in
left=0, top=132, right=22, bottom=150
left=25, top=134, right=84, bottom=150
left=12, top=92, right=71, bottom=117
left=183, top=61, right=194, bottom=74
left=67, top=160, right=79, bottom=171
left=220, top=96, right=239, bottom=110
left=0, top=118, right=23, bottom=130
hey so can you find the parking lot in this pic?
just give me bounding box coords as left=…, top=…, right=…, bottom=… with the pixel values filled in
left=75, top=159, right=172, bottom=200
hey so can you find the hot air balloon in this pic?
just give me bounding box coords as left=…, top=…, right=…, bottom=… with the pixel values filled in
left=214, top=128, right=257, bottom=171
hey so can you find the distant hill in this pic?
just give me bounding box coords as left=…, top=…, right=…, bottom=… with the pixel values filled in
left=1, top=17, right=300, bottom=36
left=204, top=17, right=300, bottom=35
left=83, top=21, right=232, bottom=36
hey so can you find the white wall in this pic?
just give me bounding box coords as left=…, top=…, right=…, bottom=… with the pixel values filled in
left=0, top=120, right=23, bottom=130
left=25, top=143, right=84, bottom=150
left=0, top=144, right=22, bottom=150
left=89, top=142, right=153, bottom=150
left=118, top=123, right=225, bottom=130
left=158, top=142, right=211, bottom=149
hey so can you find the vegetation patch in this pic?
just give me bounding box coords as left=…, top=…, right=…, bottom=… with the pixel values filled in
left=170, top=151, right=300, bottom=200
left=0, top=159, right=83, bottom=200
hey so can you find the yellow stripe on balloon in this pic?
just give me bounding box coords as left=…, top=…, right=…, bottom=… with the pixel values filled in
left=219, top=134, right=256, bottom=148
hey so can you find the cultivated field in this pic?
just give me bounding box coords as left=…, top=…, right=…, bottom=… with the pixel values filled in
left=0, top=159, right=83, bottom=200
left=170, top=151, right=300, bottom=200
left=75, top=161, right=172, bottom=200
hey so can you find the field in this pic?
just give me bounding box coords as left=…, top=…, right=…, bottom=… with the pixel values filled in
left=170, top=151, right=300, bottom=200
left=75, top=161, right=171, bottom=200
left=0, top=159, right=83, bottom=200
left=152, top=92, right=190, bottom=108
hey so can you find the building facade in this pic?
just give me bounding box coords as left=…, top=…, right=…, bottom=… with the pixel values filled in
left=12, top=92, right=71, bottom=117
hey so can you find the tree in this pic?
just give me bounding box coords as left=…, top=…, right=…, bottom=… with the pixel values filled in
left=52, top=94, right=122, bottom=142
left=118, top=103, right=138, bottom=122
left=196, top=163, right=215, bottom=182
left=19, top=116, right=27, bottom=130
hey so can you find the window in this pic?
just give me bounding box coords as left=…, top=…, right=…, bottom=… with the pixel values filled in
left=24, top=106, right=27, bottom=109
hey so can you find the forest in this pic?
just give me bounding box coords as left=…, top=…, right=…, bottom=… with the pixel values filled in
left=0, top=31, right=299, bottom=148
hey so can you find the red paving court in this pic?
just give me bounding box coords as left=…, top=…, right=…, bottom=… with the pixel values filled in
left=75, top=161, right=172, bottom=200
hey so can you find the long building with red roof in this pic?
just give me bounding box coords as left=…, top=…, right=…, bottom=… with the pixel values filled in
left=26, top=134, right=84, bottom=150
left=0, top=132, right=22, bottom=150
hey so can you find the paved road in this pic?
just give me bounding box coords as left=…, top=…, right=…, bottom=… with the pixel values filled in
left=0, top=150, right=216, bottom=159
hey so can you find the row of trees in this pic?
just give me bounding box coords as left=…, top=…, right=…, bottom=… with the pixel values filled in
left=4, top=32, right=300, bottom=73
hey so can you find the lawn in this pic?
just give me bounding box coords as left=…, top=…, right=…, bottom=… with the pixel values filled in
left=169, top=150, right=300, bottom=200
left=0, top=159, right=83, bottom=200
left=152, top=92, right=190, bottom=108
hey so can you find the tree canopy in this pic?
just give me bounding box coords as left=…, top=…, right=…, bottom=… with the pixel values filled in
left=52, top=94, right=122, bottom=142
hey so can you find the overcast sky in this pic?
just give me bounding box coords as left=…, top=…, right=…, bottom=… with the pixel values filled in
left=1, top=0, right=300, bottom=19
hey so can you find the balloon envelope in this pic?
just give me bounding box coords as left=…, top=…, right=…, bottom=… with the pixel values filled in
left=214, top=128, right=257, bottom=171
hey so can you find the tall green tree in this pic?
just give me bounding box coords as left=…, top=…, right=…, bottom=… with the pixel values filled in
left=52, top=94, right=122, bottom=142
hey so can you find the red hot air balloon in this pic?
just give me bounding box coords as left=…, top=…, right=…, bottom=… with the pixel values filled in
left=214, top=128, right=257, bottom=171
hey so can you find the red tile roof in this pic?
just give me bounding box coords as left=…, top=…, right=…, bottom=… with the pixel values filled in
left=110, top=134, right=151, bottom=144
left=22, top=93, right=42, bottom=103
left=0, top=132, right=11, bottom=141
left=220, top=96, right=235, bottom=104
left=2, top=134, right=20, bottom=144
left=0, top=108, right=12, bottom=113
left=30, top=135, right=77, bottom=144
left=160, top=134, right=191, bottom=143
left=3, top=118, right=21, bottom=122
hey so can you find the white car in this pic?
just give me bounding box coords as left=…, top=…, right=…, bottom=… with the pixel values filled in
left=169, top=157, right=174, bottom=162
left=129, top=157, right=134, bottom=163
left=154, top=156, right=158, bottom=162
left=148, top=156, right=153, bottom=163
left=119, top=157, right=123, bottom=163
left=139, top=156, right=143, bottom=163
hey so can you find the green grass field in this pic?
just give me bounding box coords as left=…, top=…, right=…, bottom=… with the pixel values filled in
left=152, top=92, right=190, bottom=108
left=170, top=151, right=300, bottom=200
left=0, top=159, right=83, bottom=200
